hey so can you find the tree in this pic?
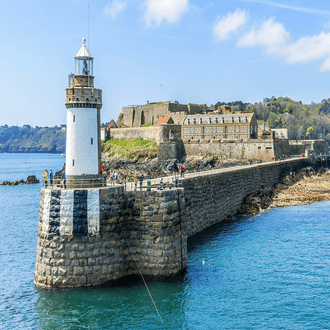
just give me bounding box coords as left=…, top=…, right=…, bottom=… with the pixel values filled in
left=306, top=126, right=314, bottom=139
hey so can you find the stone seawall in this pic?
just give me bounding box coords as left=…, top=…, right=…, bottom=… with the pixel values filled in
left=182, top=159, right=310, bottom=237
left=35, top=158, right=311, bottom=288
left=35, top=187, right=186, bottom=288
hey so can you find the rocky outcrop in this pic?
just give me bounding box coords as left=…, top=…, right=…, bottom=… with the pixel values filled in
left=101, top=154, right=248, bottom=182
left=1, top=175, right=40, bottom=186
left=237, top=167, right=330, bottom=215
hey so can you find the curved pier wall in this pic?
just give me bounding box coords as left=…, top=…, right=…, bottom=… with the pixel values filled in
left=182, top=158, right=311, bottom=237
left=35, top=158, right=310, bottom=288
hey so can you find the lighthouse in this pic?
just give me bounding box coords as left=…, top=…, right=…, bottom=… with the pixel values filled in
left=64, top=38, right=104, bottom=187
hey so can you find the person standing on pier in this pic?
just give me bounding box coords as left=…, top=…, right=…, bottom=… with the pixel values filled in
left=134, top=177, right=138, bottom=191
left=43, top=170, right=48, bottom=188
left=61, top=171, right=66, bottom=189
left=180, top=165, right=184, bottom=178
left=49, top=169, right=54, bottom=186
left=139, top=175, right=143, bottom=190
left=115, top=172, right=118, bottom=184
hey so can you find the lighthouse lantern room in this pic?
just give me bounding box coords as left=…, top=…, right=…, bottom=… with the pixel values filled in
left=64, top=38, right=104, bottom=188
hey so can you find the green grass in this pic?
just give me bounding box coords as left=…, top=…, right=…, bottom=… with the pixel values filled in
left=103, top=137, right=158, bottom=158
left=141, top=123, right=156, bottom=127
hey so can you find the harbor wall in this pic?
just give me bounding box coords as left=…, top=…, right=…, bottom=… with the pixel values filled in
left=35, top=158, right=311, bottom=288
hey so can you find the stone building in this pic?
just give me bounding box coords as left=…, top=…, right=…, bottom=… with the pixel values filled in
left=181, top=111, right=258, bottom=141
left=120, top=101, right=215, bottom=128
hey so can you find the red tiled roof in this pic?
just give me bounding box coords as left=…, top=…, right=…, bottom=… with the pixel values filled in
left=157, top=117, right=170, bottom=124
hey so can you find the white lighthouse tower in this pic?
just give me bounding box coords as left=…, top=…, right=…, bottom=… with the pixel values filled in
left=64, top=38, right=104, bottom=187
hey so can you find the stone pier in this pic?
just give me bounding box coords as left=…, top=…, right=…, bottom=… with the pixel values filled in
left=35, top=157, right=311, bottom=288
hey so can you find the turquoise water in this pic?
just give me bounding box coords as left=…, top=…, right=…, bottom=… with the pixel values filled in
left=1, top=154, right=330, bottom=329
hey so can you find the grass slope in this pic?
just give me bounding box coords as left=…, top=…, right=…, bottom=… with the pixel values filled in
left=102, top=137, right=158, bottom=159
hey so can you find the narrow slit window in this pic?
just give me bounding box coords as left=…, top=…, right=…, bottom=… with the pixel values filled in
left=73, top=115, right=75, bottom=123
left=91, top=138, right=93, bottom=145
left=73, top=159, right=74, bottom=166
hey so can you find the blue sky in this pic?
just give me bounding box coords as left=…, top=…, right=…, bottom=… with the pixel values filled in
left=2, top=0, right=330, bottom=127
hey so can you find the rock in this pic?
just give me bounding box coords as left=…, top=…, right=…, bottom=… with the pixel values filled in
left=1, top=175, right=40, bottom=186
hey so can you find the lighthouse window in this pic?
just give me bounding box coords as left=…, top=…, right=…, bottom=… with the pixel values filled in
left=73, top=115, right=75, bottom=123
left=91, top=138, right=93, bottom=145
left=73, top=159, right=74, bottom=166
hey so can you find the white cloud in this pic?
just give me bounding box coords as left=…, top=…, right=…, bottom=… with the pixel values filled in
left=237, top=17, right=289, bottom=55
left=105, top=0, right=127, bottom=18
left=213, top=9, right=249, bottom=42
left=237, top=17, right=330, bottom=71
left=143, top=0, right=190, bottom=28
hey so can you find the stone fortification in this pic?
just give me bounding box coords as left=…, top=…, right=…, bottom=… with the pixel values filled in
left=182, top=139, right=276, bottom=161
left=120, top=101, right=213, bottom=128
left=110, top=125, right=181, bottom=144
left=289, top=140, right=328, bottom=155
left=35, top=158, right=311, bottom=289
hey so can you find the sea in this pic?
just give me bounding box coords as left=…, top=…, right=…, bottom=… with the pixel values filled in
left=1, top=153, right=330, bottom=330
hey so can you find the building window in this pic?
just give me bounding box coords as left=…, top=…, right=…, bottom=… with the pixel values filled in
left=193, top=118, right=196, bottom=124
left=91, top=138, right=93, bottom=145
left=221, top=127, right=223, bottom=132
left=188, top=128, right=190, bottom=133
left=73, top=159, right=74, bottom=166
left=236, top=135, right=238, bottom=139
left=206, top=127, right=208, bottom=133
left=244, top=126, right=247, bottom=132
left=217, top=127, right=220, bottom=132
left=199, top=127, right=201, bottom=133
left=244, top=116, right=248, bottom=122
left=187, top=119, right=190, bottom=124
left=213, top=127, right=216, bottom=133
left=231, top=117, right=234, bottom=123
left=221, top=117, right=224, bottom=123
left=199, top=118, right=202, bottom=124
left=208, top=118, right=211, bottom=124
left=236, top=127, right=239, bottom=132
left=73, top=115, right=75, bottom=123
left=215, top=118, right=218, bottom=123
left=184, top=128, right=186, bottom=133
left=237, top=117, right=241, bottom=123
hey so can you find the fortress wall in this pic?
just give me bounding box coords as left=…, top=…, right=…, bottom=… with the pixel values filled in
left=183, top=140, right=276, bottom=161
left=289, top=140, right=328, bottom=155
left=110, top=127, right=160, bottom=143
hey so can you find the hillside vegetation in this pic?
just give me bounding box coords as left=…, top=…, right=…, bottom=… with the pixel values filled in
left=0, top=125, right=65, bottom=153
left=216, top=97, right=330, bottom=141
left=102, top=137, right=158, bottom=159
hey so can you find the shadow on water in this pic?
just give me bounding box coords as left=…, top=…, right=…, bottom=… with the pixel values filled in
left=187, top=214, right=253, bottom=253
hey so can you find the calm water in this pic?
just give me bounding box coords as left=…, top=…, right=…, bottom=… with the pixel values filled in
left=1, top=154, right=330, bottom=329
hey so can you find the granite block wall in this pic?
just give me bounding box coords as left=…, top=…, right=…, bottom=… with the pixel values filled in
left=181, top=158, right=310, bottom=237
left=35, top=186, right=186, bottom=288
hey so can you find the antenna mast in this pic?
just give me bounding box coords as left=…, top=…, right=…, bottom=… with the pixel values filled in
left=88, top=3, right=90, bottom=50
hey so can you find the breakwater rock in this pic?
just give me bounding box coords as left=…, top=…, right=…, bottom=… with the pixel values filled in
left=1, top=175, right=39, bottom=186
